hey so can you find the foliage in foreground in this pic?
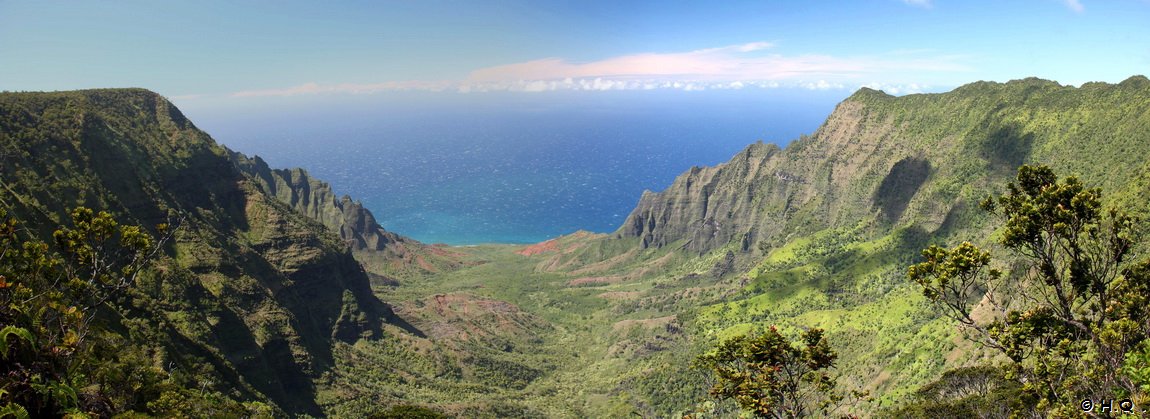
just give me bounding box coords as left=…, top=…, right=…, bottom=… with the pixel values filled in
left=908, top=164, right=1150, bottom=416
left=695, top=326, right=865, bottom=418
left=0, top=207, right=269, bottom=417
left=886, top=365, right=1025, bottom=418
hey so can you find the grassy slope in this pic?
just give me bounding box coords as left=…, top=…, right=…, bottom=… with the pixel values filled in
left=682, top=76, right=1150, bottom=411
left=320, top=239, right=714, bottom=417
left=8, top=77, right=1147, bottom=416
left=0, top=89, right=395, bottom=416
left=318, top=76, right=1150, bottom=417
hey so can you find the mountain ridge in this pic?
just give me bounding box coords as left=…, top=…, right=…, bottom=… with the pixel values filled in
left=228, top=151, right=468, bottom=281
left=4, top=76, right=1150, bottom=416
left=0, top=88, right=404, bottom=415
left=616, top=75, right=1150, bottom=257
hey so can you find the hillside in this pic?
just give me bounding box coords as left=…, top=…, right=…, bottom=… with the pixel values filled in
left=0, top=89, right=408, bottom=415
left=619, top=76, right=1150, bottom=257
left=2, top=77, right=1149, bottom=417
left=228, top=151, right=471, bottom=281
left=467, top=76, right=1150, bottom=415
left=308, top=76, right=1150, bottom=417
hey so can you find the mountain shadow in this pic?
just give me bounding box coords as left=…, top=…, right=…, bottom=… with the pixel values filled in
left=978, top=121, right=1034, bottom=173
left=0, top=88, right=402, bottom=416
left=873, top=157, right=931, bottom=222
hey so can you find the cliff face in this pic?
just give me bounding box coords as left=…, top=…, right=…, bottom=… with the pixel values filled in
left=620, top=76, right=1150, bottom=255
left=0, top=89, right=394, bottom=415
left=230, top=152, right=401, bottom=252
left=621, top=95, right=937, bottom=254
left=623, top=143, right=790, bottom=253
left=229, top=151, right=468, bottom=279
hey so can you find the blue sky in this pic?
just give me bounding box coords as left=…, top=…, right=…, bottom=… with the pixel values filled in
left=2, top=0, right=1148, bottom=104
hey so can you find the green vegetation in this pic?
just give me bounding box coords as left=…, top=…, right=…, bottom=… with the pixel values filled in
left=4, top=77, right=1150, bottom=417
left=369, top=404, right=449, bottom=419
left=0, top=207, right=269, bottom=416
left=886, top=366, right=1023, bottom=417
left=1, top=89, right=393, bottom=416
left=906, top=165, right=1150, bottom=416
left=694, top=327, right=852, bottom=418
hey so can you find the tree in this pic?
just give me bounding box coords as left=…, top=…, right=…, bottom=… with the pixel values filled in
left=694, top=326, right=847, bottom=418
left=887, top=366, right=1024, bottom=418
left=909, top=164, right=1150, bottom=414
left=0, top=207, right=172, bottom=416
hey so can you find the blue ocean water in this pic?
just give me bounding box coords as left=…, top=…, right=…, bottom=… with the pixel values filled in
left=187, top=90, right=841, bottom=244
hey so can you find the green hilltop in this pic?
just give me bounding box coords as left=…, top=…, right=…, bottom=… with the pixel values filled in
left=2, top=76, right=1149, bottom=417
left=0, top=89, right=404, bottom=416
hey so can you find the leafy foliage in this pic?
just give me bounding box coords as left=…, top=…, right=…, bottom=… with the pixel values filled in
left=695, top=326, right=853, bottom=418
left=4, top=77, right=1150, bottom=416
left=2, top=88, right=394, bottom=416
left=0, top=207, right=167, bottom=415
left=908, top=164, right=1150, bottom=415
left=886, top=366, right=1025, bottom=418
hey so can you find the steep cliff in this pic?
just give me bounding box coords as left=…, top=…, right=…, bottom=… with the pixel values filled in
left=229, top=152, right=468, bottom=280
left=229, top=153, right=395, bottom=251
left=621, top=76, right=1150, bottom=255
left=0, top=89, right=396, bottom=415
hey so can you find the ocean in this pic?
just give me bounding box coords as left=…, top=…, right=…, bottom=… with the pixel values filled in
left=185, top=89, right=842, bottom=244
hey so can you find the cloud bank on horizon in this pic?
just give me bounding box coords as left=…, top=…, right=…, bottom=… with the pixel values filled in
left=4, top=0, right=1147, bottom=102
left=230, top=42, right=969, bottom=97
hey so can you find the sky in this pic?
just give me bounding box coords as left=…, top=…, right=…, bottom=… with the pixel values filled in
left=2, top=0, right=1149, bottom=109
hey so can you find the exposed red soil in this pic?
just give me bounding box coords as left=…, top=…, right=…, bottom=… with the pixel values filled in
left=393, top=293, right=549, bottom=343
left=516, top=238, right=559, bottom=256
left=515, top=231, right=598, bottom=257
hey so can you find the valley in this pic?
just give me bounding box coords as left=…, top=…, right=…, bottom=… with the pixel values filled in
left=315, top=223, right=961, bottom=416
left=3, top=76, right=1150, bottom=417
left=305, top=76, right=1150, bottom=417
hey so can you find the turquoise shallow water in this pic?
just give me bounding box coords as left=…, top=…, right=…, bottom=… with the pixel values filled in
left=197, top=90, right=840, bottom=244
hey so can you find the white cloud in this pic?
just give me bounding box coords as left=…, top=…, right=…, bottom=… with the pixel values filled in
left=860, top=82, right=929, bottom=95
left=225, top=41, right=971, bottom=97
left=1064, top=0, right=1085, bottom=12
left=802, top=80, right=844, bottom=90
left=229, top=77, right=858, bottom=96
left=459, top=78, right=825, bottom=93
left=464, top=42, right=878, bottom=83
left=463, top=42, right=969, bottom=87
